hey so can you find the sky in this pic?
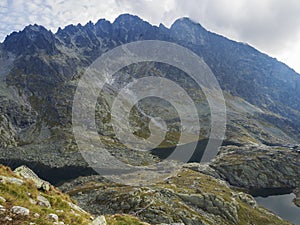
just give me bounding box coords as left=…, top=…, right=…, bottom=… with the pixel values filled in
left=0, top=0, right=299, bottom=73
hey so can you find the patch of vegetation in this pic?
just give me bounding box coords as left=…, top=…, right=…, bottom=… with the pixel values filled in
left=237, top=200, right=287, bottom=225
left=0, top=165, right=91, bottom=225
left=106, top=214, right=149, bottom=225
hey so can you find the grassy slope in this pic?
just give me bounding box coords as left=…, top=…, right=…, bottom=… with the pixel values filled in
left=0, top=165, right=148, bottom=225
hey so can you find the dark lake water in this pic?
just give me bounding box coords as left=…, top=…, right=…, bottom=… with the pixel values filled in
left=255, top=193, right=300, bottom=225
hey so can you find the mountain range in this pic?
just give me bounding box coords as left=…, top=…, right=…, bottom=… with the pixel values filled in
left=0, top=13, right=299, bottom=224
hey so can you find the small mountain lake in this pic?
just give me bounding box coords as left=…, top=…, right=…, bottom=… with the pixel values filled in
left=255, top=193, right=300, bottom=225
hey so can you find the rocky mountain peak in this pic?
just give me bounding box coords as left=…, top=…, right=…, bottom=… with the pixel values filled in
left=170, top=17, right=208, bottom=44
left=23, top=24, right=47, bottom=32
left=94, top=19, right=113, bottom=37
left=171, top=17, right=206, bottom=31
left=58, top=24, right=80, bottom=36
left=113, top=13, right=149, bottom=26
left=3, top=24, right=58, bottom=56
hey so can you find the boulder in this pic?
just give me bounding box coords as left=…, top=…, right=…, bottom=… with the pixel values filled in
left=11, top=206, right=30, bottom=216
left=0, top=204, right=6, bottom=213
left=48, top=213, right=59, bottom=222
left=37, top=195, right=51, bottom=208
left=4, top=216, right=12, bottom=221
left=235, top=192, right=256, bottom=207
left=33, top=213, right=40, bottom=218
left=90, top=215, right=107, bottom=225
left=29, top=198, right=37, bottom=205
left=14, top=165, right=51, bottom=191
left=0, top=196, right=6, bottom=203
left=0, top=175, right=24, bottom=186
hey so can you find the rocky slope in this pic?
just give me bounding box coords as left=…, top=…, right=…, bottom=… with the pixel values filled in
left=0, top=164, right=149, bottom=225
left=59, top=167, right=292, bottom=225
left=1, top=14, right=300, bottom=169
left=0, top=164, right=92, bottom=224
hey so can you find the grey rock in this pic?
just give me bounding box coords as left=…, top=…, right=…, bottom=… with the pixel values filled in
left=0, top=204, right=6, bottom=213
left=90, top=215, right=106, bottom=225
left=29, top=198, right=36, bottom=205
left=33, top=213, right=40, bottom=218
left=0, top=175, right=24, bottom=186
left=1, top=13, right=300, bottom=176
left=293, top=188, right=300, bottom=207
left=14, top=165, right=51, bottom=191
left=178, top=193, right=238, bottom=224
left=11, top=206, right=30, bottom=216
left=48, top=213, right=59, bottom=222
left=235, top=192, right=257, bottom=207
left=4, top=216, right=12, bottom=221
left=37, top=195, right=51, bottom=208
left=0, top=114, right=17, bottom=148
left=0, top=196, right=6, bottom=203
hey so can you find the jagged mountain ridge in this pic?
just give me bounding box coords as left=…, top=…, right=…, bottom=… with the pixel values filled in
left=1, top=13, right=300, bottom=167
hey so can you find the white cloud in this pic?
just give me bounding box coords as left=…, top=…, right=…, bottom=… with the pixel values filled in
left=0, top=0, right=299, bottom=73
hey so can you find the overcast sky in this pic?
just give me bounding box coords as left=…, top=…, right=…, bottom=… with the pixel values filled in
left=0, top=0, right=299, bottom=73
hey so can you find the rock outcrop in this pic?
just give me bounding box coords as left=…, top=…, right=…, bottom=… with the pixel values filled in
left=185, top=144, right=300, bottom=209
left=14, top=165, right=51, bottom=191
left=210, top=145, right=300, bottom=196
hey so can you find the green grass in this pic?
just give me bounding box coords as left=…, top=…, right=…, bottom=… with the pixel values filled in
left=106, top=214, right=149, bottom=225
left=0, top=165, right=153, bottom=225
left=0, top=165, right=91, bottom=225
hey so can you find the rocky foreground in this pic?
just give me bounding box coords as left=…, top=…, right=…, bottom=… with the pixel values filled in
left=0, top=142, right=299, bottom=224
left=59, top=166, right=293, bottom=224
left=0, top=164, right=149, bottom=225
left=0, top=162, right=295, bottom=225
